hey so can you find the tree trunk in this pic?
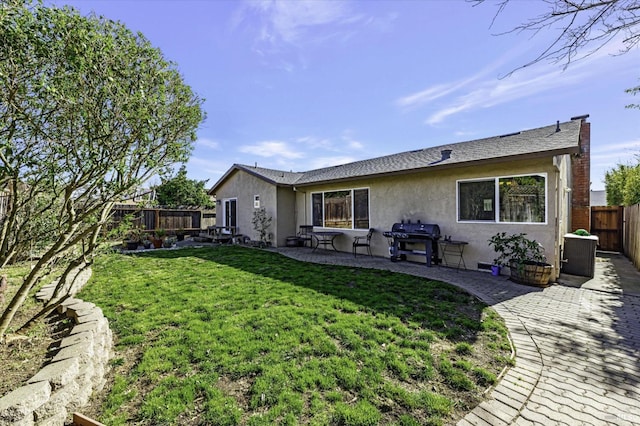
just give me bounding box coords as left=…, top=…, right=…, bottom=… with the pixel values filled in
left=0, top=262, right=44, bottom=342
left=17, top=294, right=70, bottom=334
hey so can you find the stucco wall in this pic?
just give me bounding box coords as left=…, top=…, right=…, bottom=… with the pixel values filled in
left=554, top=153, right=573, bottom=271
left=214, top=171, right=278, bottom=243
left=276, top=187, right=296, bottom=246
left=296, top=158, right=563, bottom=274
left=214, top=170, right=299, bottom=247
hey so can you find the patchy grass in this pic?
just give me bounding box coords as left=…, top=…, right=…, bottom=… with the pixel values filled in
left=0, top=262, right=72, bottom=397
left=79, top=246, right=511, bottom=425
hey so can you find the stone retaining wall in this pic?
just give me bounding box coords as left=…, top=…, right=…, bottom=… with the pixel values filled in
left=0, top=268, right=112, bottom=426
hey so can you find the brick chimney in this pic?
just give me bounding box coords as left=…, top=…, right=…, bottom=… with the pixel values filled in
left=570, top=115, right=590, bottom=232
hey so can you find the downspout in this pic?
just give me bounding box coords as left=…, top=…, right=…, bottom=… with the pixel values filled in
left=553, top=158, right=561, bottom=280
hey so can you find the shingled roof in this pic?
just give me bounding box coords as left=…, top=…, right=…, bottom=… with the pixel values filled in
left=208, top=164, right=304, bottom=194
left=210, top=118, right=584, bottom=193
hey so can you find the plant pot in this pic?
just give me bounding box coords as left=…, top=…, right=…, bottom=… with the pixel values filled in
left=490, top=265, right=501, bottom=276
left=177, top=234, right=185, bottom=242
left=509, top=261, right=553, bottom=287
left=151, top=238, right=163, bottom=249
left=125, top=240, right=139, bottom=251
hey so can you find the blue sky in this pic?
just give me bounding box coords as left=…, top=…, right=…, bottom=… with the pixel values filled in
left=50, top=0, right=640, bottom=191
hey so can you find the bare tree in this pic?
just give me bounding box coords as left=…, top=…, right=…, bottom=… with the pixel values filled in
left=472, top=0, right=640, bottom=71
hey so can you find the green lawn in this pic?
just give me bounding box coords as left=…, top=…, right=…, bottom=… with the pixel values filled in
left=80, top=246, right=511, bottom=426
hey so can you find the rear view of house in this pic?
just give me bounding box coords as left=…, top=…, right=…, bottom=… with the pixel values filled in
left=209, top=115, right=591, bottom=280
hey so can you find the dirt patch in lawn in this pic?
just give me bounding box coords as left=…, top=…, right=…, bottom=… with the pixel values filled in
left=0, top=308, right=74, bottom=398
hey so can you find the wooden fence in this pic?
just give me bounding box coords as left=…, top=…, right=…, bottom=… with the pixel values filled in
left=1, top=196, right=215, bottom=235
left=624, top=204, right=640, bottom=270
left=110, top=205, right=216, bottom=236
left=591, top=206, right=624, bottom=252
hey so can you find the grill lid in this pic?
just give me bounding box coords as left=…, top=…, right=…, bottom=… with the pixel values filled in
left=387, top=222, right=441, bottom=238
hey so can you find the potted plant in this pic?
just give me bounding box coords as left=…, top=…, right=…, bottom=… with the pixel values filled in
left=488, top=232, right=554, bottom=286
left=176, top=228, right=186, bottom=242
left=151, top=228, right=166, bottom=249
left=142, top=238, right=152, bottom=249
left=124, top=227, right=144, bottom=251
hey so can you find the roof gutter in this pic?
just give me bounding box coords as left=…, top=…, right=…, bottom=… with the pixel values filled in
left=292, top=147, right=580, bottom=188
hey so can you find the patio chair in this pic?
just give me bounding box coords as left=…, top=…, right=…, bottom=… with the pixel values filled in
left=298, top=225, right=313, bottom=248
left=353, top=228, right=375, bottom=257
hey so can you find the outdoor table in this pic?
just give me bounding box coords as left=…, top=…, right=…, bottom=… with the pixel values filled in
left=439, top=240, right=468, bottom=271
left=310, top=231, right=343, bottom=252
left=207, top=226, right=238, bottom=243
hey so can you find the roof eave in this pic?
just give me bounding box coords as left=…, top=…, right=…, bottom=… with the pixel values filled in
left=292, top=147, right=579, bottom=187
left=208, top=164, right=297, bottom=195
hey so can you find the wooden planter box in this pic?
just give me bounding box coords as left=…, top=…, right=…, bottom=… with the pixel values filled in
left=509, top=261, right=554, bottom=287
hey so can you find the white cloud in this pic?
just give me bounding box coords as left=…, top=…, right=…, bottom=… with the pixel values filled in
left=234, top=0, right=378, bottom=71
left=396, top=84, right=459, bottom=109
left=395, top=47, right=516, bottom=110
left=295, top=131, right=366, bottom=153
left=591, top=151, right=640, bottom=168
left=308, top=156, right=357, bottom=169
left=296, top=136, right=334, bottom=150
left=238, top=140, right=305, bottom=159
left=591, top=140, right=640, bottom=155
left=243, top=0, right=360, bottom=46
left=196, top=138, right=220, bottom=150
left=347, top=140, right=364, bottom=150
left=396, top=34, right=638, bottom=126
left=454, top=130, right=478, bottom=138
left=341, top=130, right=365, bottom=150
left=235, top=131, right=368, bottom=172
left=185, top=157, right=232, bottom=184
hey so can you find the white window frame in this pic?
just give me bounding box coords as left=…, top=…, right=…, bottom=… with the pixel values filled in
left=311, top=187, right=370, bottom=230
left=222, top=198, right=238, bottom=232
left=457, top=173, right=547, bottom=224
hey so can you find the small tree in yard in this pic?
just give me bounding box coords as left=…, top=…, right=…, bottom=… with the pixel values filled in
left=605, top=163, right=640, bottom=206
left=155, top=165, right=214, bottom=208
left=251, top=208, right=272, bottom=247
left=0, top=1, right=204, bottom=341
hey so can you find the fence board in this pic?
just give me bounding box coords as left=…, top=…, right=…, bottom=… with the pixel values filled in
left=110, top=206, right=212, bottom=236
left=590, top=206, right=623, bottom=252
left=625, top=204, right=640, bottom=270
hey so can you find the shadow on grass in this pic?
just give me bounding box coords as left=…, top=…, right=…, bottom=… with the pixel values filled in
left=127, top=245, right=488, bottom=343
left=85, top=245, right=519, bottom=425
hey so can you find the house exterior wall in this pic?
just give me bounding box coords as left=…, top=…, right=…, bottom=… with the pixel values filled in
left=276, top=186, right=296, bottom=247
left=554, top=153, right=573, bottom=267
left=296, top=157, right=563, bottom=277
left=213, top=170, right=298, bottom=247
left=214, top=170, right=278, bottom=243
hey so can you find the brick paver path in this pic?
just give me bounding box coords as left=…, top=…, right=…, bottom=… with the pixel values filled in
left=275, top=248, right=640, bottom=425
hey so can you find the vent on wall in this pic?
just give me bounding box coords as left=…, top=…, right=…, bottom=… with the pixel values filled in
left=477, top=262, right=493, bottom=273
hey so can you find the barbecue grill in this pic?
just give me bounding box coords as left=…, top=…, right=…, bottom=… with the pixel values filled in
left=383, top=221, right=441, bottom=266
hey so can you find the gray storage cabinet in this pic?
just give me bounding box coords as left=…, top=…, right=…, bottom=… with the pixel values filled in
left=562, top=234, right=599, bottom=278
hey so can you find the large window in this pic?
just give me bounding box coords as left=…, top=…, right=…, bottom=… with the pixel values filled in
left=312, top=188, right=369, bottom=229
left=458, top=174, right=546, bottom=223
left=458, top=180, right=495, bottom=221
